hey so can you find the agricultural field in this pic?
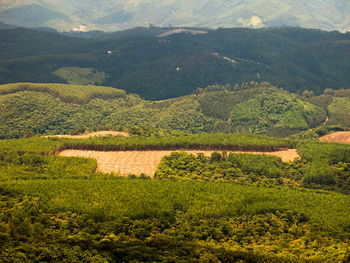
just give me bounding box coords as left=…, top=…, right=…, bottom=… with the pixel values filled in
left=319, top=131, right=350, bottom=144
left=58, top=148, right=298, bottom=175
left=1, top=133, right=350, bottom=261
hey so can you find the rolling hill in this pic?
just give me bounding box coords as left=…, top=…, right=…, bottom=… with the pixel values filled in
left=0, top=0, right=350, bottom=31
left=1, top=26, right=350, bottom=100
left=0, top=82, right=328, bottom=138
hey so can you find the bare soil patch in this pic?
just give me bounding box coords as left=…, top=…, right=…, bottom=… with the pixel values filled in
left=46, top=131, right=129, bottom=139
left=58, top=149, right=299, bottom=177
left=157, top=29, right=207, bottom=37
left=319, top=132, right=350, bottom=144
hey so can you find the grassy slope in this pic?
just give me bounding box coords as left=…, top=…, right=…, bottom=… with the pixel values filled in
left=0, top=82, right=326, bottom=138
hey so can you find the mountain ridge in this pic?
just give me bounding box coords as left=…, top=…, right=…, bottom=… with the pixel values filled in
left=0, top=0, right=350, bottom=32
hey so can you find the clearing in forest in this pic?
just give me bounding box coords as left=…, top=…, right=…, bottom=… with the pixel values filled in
left=53, top=67, right=108, bottom=85
left=46, top=131, right=129, bottom=139
left=58, top=149, right=299, bottom=176
left=319, top=131, right=350, bottom=144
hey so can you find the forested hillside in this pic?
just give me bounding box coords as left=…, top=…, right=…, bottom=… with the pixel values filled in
left=306, top=89, right=350, bottom=128
left=0, top=82, right=328, bottom=138
left=1, top=27, right=350, bottom=100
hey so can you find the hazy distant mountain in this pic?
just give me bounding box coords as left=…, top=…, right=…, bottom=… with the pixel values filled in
left=0, top=21, right=17, bottom=29
left=0, top=0, right=349, bottom=31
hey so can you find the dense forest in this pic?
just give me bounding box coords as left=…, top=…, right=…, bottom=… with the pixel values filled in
left=0, top=82, right=338, bottom=138
left=1, top=26, right=350, bottom=99
left=1, top=133, right=350, bottom=262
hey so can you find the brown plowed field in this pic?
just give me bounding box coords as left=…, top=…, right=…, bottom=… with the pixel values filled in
left=58, top=149, right=299, bottom=177
left=46, top=131, right=129, bottom=139
left=319, top=132, right=350, bottom=144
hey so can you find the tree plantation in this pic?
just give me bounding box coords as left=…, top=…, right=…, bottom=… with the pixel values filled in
left=1, top=133, right=350, bottom=261
left=0, top=82, right=337, bottom=138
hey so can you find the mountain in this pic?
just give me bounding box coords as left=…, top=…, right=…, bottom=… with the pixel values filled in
left=0, top=82, right=329, bottom=138
left=0, top=21, right=17, bottom=29
left=1, top=27, right=350, bottom=100
left=0, top=4, right=68, bottom=28
left=1, top=0, right=350, bottom=31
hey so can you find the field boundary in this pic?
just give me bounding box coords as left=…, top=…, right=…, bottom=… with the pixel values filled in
left=45, top=131, right=130, bottom=139
left=58, top=149, right=299, bottom=176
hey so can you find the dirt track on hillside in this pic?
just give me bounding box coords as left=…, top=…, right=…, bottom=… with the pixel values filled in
left=58, top=149, right=299, bottom=177
left=319, top=132, right=350, bottom=144
left=46, top=131, right=129, bottom=139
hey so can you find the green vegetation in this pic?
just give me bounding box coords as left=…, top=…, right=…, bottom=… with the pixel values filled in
left=60, top=133, right=295, bottom=152
left=1, top=27, right=350, bottom=100
left=1, top=179, right=350, bottom=262
left=297, top=142, right=350, bottom=192
left=155, top=152, right=300, bottom=186
left=154, top=139, right=350, bottom=194
left=0, top=137, right=97, bottom=180
left=306, top=89, right=350, bottom=128
left=196, top=83, right=326, bottom=135
left=53, top=67, right=108, bottom=85
left=1, top=133, right=350, bottom=261
left=0, top=132, right=294, bottom=159
left=328, top=97, right=350, bottom=127
left=0, top=133, right=294, bottom=182
left=0, top=82, right=327, bottom=138
left=2, top=24, right=350, bottom=262
left=290, top=125, right=349, bottom=140
left=0, top=83, right=126, bottom=104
